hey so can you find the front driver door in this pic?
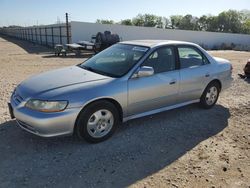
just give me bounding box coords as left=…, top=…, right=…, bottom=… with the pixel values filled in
left=128, top=46, right=180, bottom=117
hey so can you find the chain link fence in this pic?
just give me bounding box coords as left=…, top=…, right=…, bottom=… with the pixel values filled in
left=0, top=24, right=71, bottom=48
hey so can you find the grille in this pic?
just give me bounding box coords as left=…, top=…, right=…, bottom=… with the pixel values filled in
left=12, top=90, right=23, bottom=105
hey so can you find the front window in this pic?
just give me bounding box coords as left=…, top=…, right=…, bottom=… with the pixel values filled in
left=142, top=46, right=176, bottom=73
left=79, top=44, right=149, bottom=77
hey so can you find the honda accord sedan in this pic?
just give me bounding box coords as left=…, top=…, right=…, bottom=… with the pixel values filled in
left=9, top=40, right=233, bottom=143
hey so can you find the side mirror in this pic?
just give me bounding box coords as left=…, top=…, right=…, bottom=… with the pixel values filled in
left=133, top=66, right=154, bottom=78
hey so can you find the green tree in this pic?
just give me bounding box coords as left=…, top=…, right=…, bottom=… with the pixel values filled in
left=132, top=14, right=159, bottom=27
left=206, top=16, right=219, bottom=32
left=96, top=9, right=250, bottom=34
left=155, top=16, right=169, bottom=28
left=143, top=14, right=158, bottom=27
left=198, top=15, right=208, bottom=31
left=96, top=19, right=114, bottom=24
left=155, top=16, right=163, bottom=28
left=240, top=10, right=250, bottom=20
left=242, top=19, right=250, bottom=34
left=120, top=19, right=132, bottom=25
left=178, top=14, right=198, bottom=30
left=132, top=14, right=145, bottom=26
left=170, top=15, right=183, bottom=29
left=179, top=14, right=192, bottom=30
left=217, top=10, right=242, bottom=33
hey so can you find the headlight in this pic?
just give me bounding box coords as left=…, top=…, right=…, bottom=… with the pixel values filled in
left=25, top=99, right=68, bottom=112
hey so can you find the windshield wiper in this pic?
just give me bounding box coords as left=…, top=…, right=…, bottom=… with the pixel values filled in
left=80, top=65, right=95, bottom=72
left=78, top=65, right=116, bottom=78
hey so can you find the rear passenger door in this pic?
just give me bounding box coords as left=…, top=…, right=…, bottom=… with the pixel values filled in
left=178, top=46, right=212, bottom=103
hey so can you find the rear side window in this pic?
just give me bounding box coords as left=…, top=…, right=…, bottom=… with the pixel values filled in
left=143, top=47, right=176, bottom=73
left=178, top=47, right=209, bottom=69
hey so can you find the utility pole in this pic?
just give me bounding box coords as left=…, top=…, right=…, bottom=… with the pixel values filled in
left=66, top=13, right=70, bottom=44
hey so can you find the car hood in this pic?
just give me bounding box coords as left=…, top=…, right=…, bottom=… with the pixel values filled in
left=17, top=66, right=110, bottom=99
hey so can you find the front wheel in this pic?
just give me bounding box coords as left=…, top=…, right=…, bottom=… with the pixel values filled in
left=200, top=82, right=220, bottom=109
left=75, top=101, right=120, bottom=143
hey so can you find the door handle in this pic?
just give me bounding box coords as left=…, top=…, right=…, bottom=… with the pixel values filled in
left=205, top=73, right=210, bottom=77
left=169, top=80, right=176, bottom=85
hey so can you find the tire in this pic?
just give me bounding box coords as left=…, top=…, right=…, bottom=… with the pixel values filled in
left=96, top=32, right=105, bottom=44
left=75, top=101, right=120, bottom=143
left=96, top=32, right=107, bottom=51
left=200, top=82, right=220, bottom=109
left=104, top=30, right=111, bottom=35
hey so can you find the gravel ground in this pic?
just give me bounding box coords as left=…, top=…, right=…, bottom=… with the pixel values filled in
left=0, top=36, right=249, bottom=188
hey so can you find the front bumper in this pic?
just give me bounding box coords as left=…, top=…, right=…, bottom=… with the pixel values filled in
left=10, top=99, right=81, bottom=137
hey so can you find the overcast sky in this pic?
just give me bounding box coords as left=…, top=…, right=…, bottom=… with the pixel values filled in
left=0, top=0, right=249, bottom=27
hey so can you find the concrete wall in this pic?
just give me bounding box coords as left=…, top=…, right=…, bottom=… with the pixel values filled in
left=1, top=21, right=250, bottom=50
left=71, top=21, right=250, bottom=49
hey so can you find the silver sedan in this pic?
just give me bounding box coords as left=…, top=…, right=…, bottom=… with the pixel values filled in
left=9, top=40, right=233, bottom=143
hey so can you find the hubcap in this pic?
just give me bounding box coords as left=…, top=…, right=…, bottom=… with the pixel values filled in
left=87, top=109, right=114, bottom=138
left=205, top=86, right=218, bottom=105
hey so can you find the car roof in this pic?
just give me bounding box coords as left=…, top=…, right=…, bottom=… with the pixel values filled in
left=120, top=40, right=198, bottom=48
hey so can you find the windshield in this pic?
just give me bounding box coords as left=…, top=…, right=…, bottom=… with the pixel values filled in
left=79, top=44, right=149, bottom=77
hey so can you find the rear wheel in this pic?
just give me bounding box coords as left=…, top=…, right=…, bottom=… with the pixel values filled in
left=75, top=101, right=119, bottom=143
left=200, top=82, right=220, bottom=109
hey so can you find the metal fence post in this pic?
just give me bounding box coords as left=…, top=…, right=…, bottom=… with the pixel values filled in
left=45, top=27, right=48, bottom=46
left=27, top=28, right=30, bottom=41
left=25, top=29, right=27, bottom=40
left=35, top=28, right=38, bottom=43
left=39, top=28, right=42, bottom=44
left=31, top=28, right=34, bottom=42
left=29, top=28, right=31, bottom=41
left=24, top=29, right=26, bottom=40
left=66, top=13, right=70, bottom=44
left=59, top=26, right=62, bottom=44
left=51, top=27, right=54, bottom=47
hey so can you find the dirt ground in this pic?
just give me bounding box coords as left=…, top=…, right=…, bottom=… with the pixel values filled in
left=0, top=36, right=249, bottom=188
